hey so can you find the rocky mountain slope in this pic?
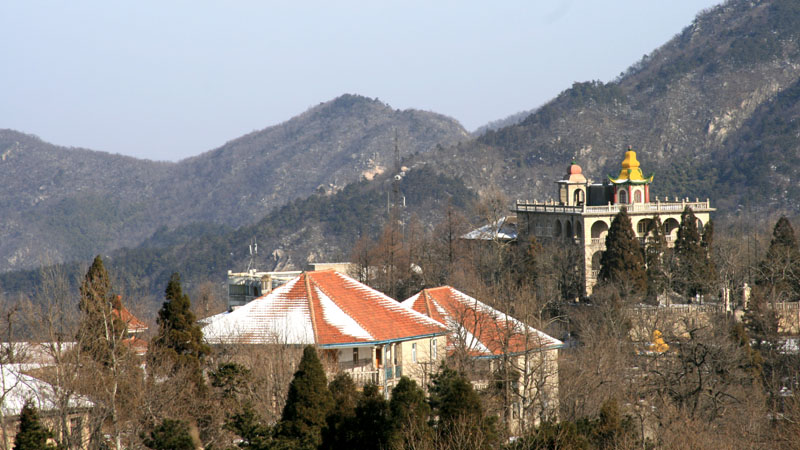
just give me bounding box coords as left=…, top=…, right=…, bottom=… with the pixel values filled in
left=0, top=95, right=468, bottom=272
left=417, top=0, right=800, bottom=215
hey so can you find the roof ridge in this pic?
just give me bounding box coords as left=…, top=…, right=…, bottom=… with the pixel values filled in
left=303, top=273, right=320, bottom=343
left=422, top=289, right=434, bottom=318
left=308, top=272, right=375, bottom=340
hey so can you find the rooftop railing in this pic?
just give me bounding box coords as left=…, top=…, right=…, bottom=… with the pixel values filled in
left=514, top=199, right=713, bottom=215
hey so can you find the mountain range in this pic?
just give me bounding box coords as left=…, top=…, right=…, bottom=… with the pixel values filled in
left=0, top=95, right=468, bottom=272
left=4, top=0, right=800, bottom=301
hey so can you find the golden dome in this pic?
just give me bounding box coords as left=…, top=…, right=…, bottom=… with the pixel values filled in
left=611, top=146, right=652, bottom=183
left=620, top=149, right=640, bottom=170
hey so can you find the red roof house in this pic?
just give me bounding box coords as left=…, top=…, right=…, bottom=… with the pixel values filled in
left=202, top=270, right=448, bottom=388
left=402, top=286, right=562, bottom=357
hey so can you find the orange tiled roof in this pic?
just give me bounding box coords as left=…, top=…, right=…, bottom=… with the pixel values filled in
left=122, top=336, right=148, bottom=356
left=202, top=270, right=447, bottom=346
left=112, top=305, right=148, bottom=333
left=402, top=286, right=561, bottom=357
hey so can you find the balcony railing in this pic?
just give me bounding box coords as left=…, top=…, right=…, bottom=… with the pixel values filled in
left=514, top=200, right=713, bottom=215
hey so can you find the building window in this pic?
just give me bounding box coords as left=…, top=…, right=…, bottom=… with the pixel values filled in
left=618, top=189, right=628, bottom=204
left=353, top=347, right=358, bottom=362
left=634, top=190, right=642, bottom=203
left=432, top=339, right=438, bottom=359
left=412, top=343, right=417, bottom=363
left=574, top=189, right=585, bottom=205
left=386, top=347, right=391, bottom=365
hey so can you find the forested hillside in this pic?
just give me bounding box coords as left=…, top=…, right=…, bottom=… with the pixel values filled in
left=0, top=166, right=477, bottom=305
left=7, top=0, right=800, bottom=300
left=418, top=0, right=800, bottom=215
left=0, top=95, right=468, bottom=272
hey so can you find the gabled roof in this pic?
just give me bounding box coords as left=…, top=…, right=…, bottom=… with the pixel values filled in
left=1, top=365, right=92, bottom=417
left=202, top=270, right=447, bottom=346
left=113, top=306, right=148, bottom=334
left=461, top=216, right=517, bottom=241
left=402, top=286, right=562, bottom=358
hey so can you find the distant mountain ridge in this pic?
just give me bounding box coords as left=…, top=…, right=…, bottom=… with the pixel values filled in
left=415, top=0, right=800, bottom=215
left=6, top=0, right=800, bottom=295
left=0, top=95, right=469, bottom=272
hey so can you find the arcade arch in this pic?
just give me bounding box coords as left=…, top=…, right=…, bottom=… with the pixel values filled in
left=591, top=221, right=609, bottom=241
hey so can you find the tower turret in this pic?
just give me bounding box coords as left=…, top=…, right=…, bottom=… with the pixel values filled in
left=607, top=146, right=653, bottom=204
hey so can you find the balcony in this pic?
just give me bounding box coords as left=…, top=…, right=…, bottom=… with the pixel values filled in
left=514, top=200, right=714, bottom=216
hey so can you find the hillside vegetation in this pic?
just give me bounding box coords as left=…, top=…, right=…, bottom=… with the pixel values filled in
left=418, top=0, right=800, bottom=215
left=0, top=95, right=468, bottom=272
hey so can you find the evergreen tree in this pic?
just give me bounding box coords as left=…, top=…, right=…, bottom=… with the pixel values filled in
left=598, top=208, right=647, bottom=298
left=77, top=255, right=126, bottom=363
left=756, top=216, right=800, bottom=301
left=150, top=272, right=210, bottom=381
left=645, top=216, right=668, bottom=302
left=225, top=403, right=275, bottom=450
left=277, top=345, right=334, bottom=449
left=429, top=367, right=498, bottom=447
left=321, top=373, right=359, bottom=450
left=143, top=419, right=196, bottom=450
left=351, top=384, right=393, bottom=448
left=674, top=207, right=715, bottom=297
left=13, top=402, right=55, bottom=450
left=389, top=376, right=432, bottom=447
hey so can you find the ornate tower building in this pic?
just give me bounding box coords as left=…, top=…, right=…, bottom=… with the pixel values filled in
left=513, top=147, right=713, bottom=296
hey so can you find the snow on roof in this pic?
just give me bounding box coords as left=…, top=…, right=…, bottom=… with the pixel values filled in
left=202, top=270, right=447, bottom=346
left=461, top=216, right=517, bottom=241
left=1, top=365, right=92, bottom=417
left=402, top=286, right=562, bottom=357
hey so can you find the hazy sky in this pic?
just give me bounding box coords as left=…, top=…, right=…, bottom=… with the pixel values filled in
left=1, top=1, right=721, bottom=161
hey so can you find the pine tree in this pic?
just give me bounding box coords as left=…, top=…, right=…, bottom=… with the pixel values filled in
left=645, top=216, right=668, bottom=302
left=143, top=419, right=196, bottom=450
left=429, top=367, right=498, bottom=446
left=13, top=402, right=55, bottom=450
left=225, top=403, right=275, bottom=450
left=756, top=216, right=800, bottom=301
left=674, top=207, right=714, bottom=298
left=150, top=272, right=210, bottom=381
left=351, top=384, right=393, bottom=448
left=389, top=376, right=432, bottom=447
left=277, top=345, right=334, bottom=449
left=77, top=255, right=126, bottom=363
left=321, top=373, right=359, bottom=450
left=598, top=208, right=647, bottom=298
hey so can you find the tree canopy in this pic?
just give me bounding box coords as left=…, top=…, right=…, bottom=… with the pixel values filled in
left=13, top=402, right=56, bottom=450
left=598, top=208, right=647, bottom=298
left=150, top=272, right=210, bottom=380
left=277, top=345, right=334, bottom=449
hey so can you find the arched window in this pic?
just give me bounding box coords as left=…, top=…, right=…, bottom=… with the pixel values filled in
left=664, top=218, right=680, bottom=239
left=637, top=219, right=654, bottom=235
left=592, top=251, right=604, bottom=270
left=591, top=221, right=609, bottom=240
left=634, top=190, right=642, bottom=203
left=554, top=220, right=562, bottom=237
left=565, top=221, right=573, bottom=239
left=618, top=189, right=628, bottom=204
left=574, top=189, right=585, bottom=205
